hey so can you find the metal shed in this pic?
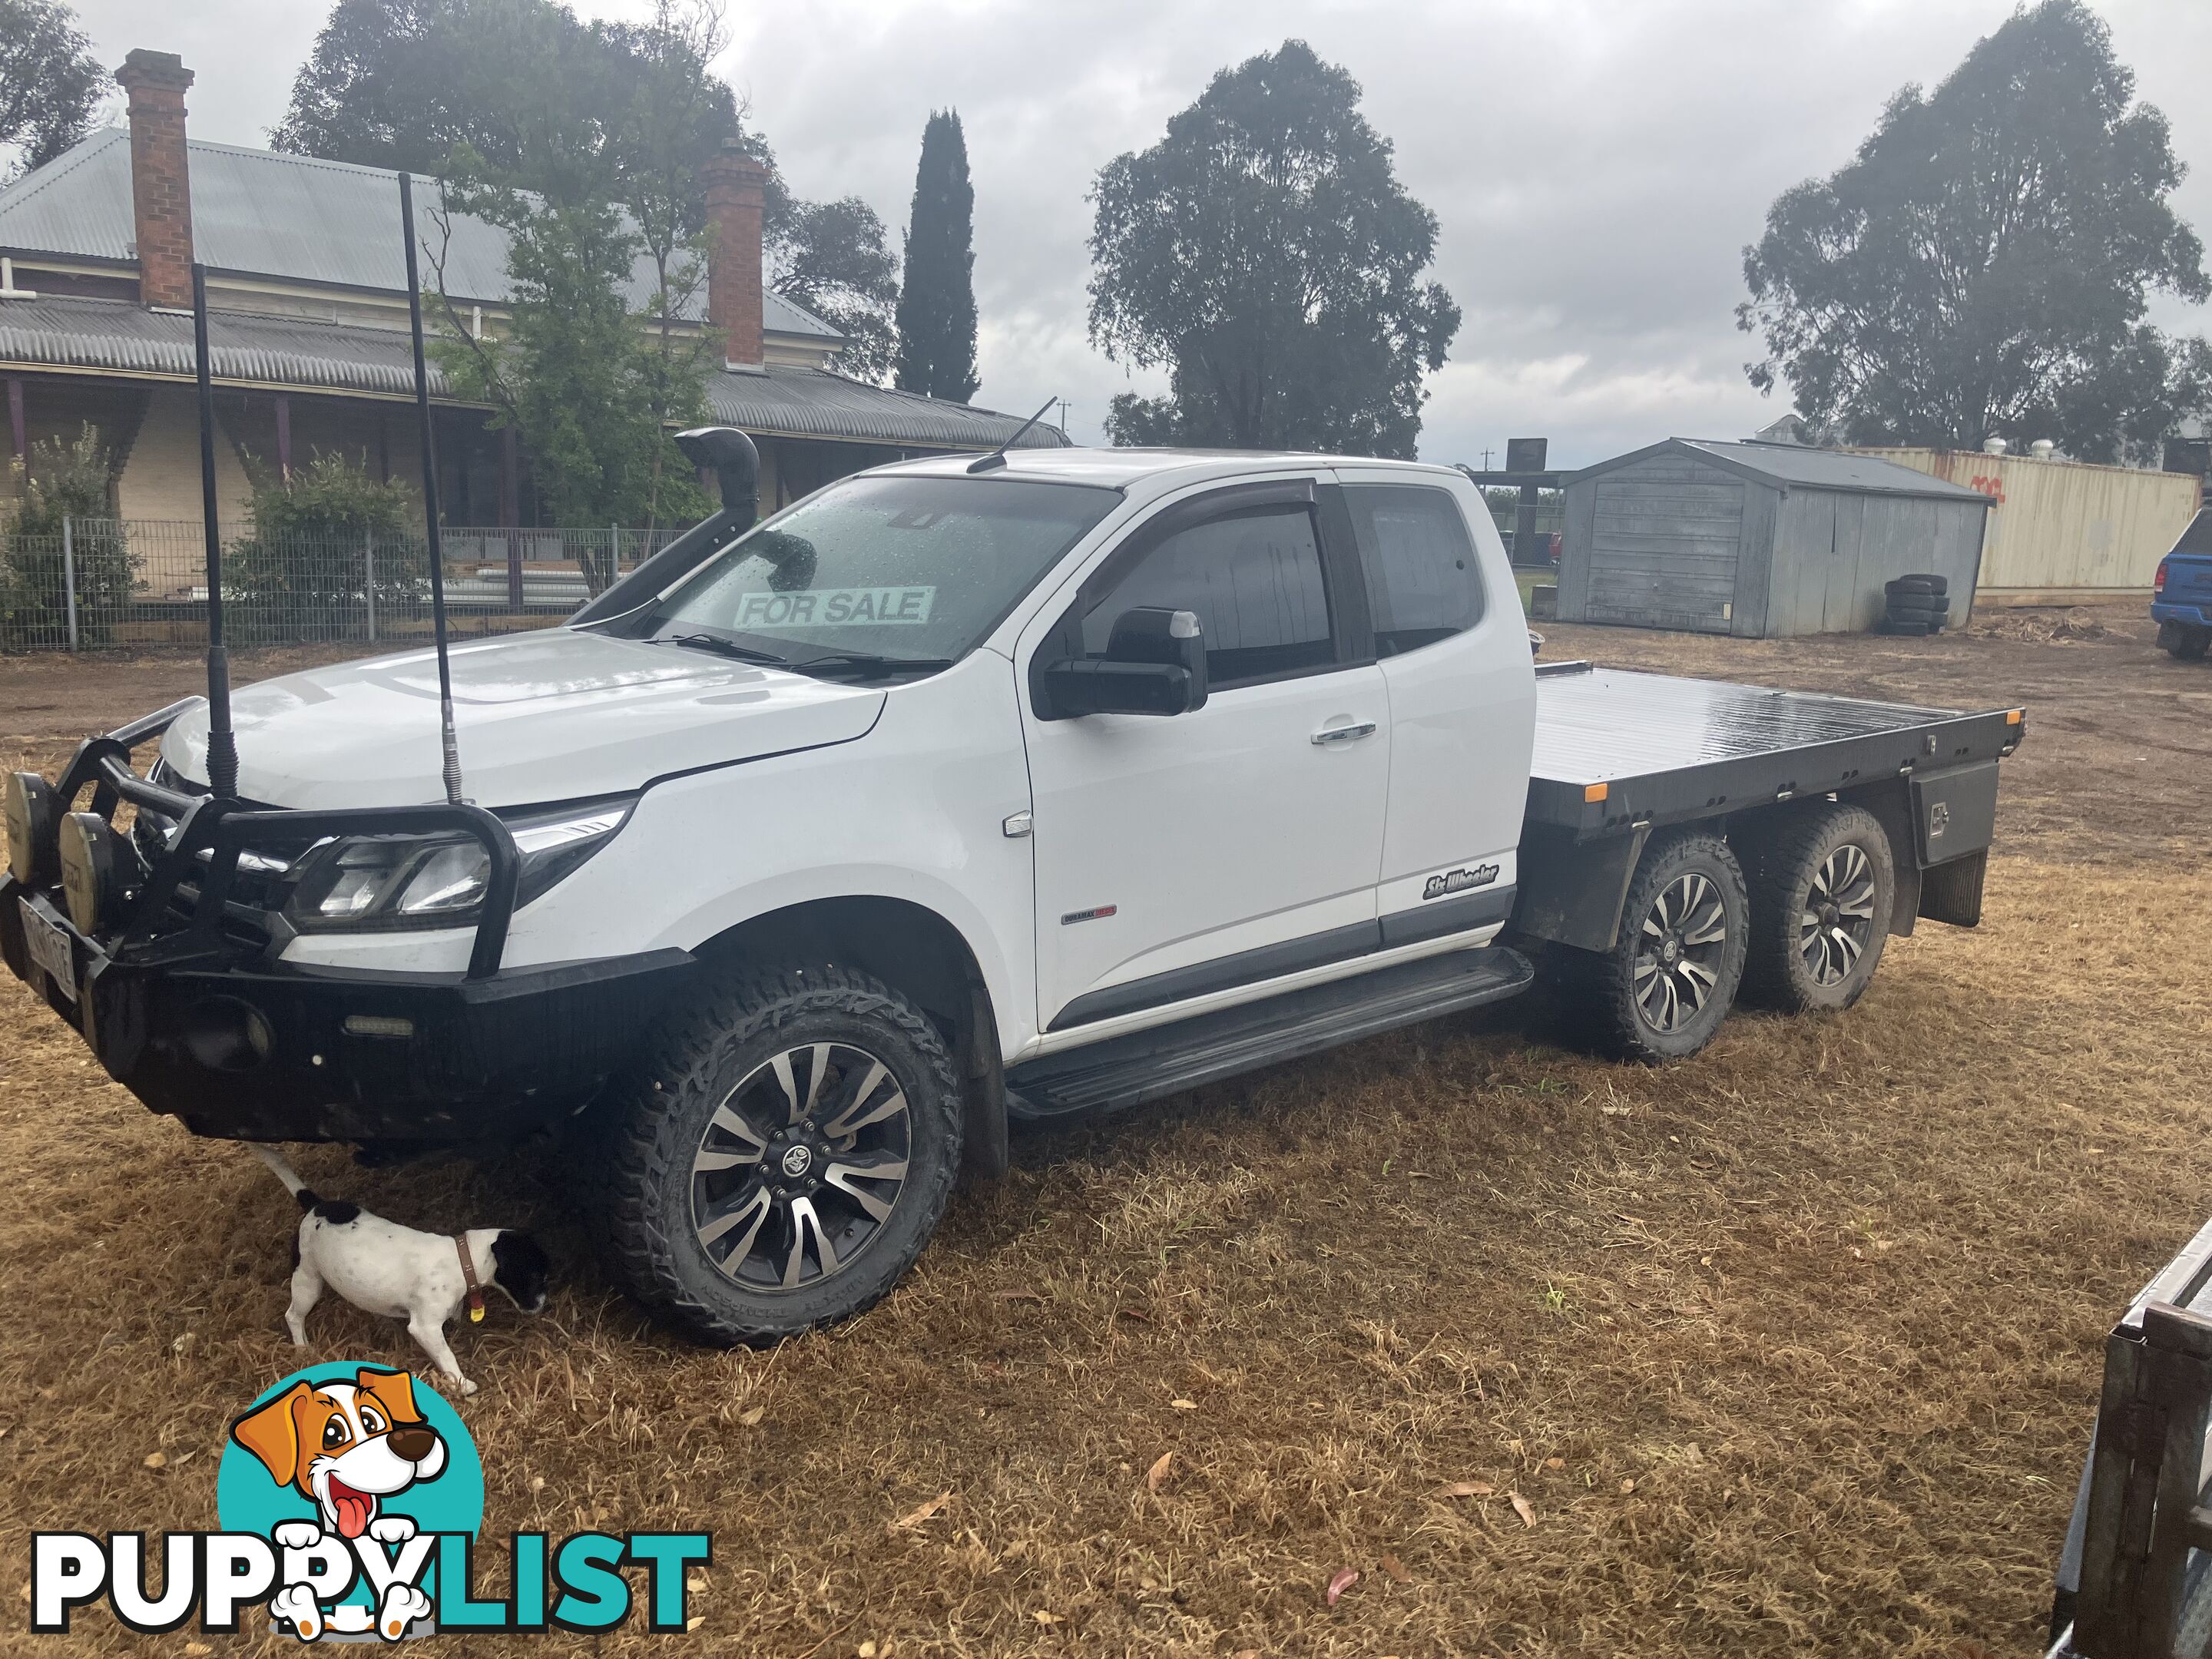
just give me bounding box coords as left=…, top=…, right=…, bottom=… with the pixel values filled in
left=1558, top=439, right=1994, bottom=637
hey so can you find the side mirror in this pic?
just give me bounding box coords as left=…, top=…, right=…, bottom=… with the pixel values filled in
left=1041, top=607, right=1208, bottom=718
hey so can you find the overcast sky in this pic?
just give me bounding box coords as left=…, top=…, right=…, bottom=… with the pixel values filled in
left=64, top=0, right=2212, bottom=466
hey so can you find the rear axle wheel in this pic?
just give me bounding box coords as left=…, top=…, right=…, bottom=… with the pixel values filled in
left=1742, top=803, right=1896, bottom=1013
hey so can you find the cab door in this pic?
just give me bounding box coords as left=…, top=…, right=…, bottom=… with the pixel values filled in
left=1018, top=477, right=1390, bottom=1035
left=1330, top=469, right=1534, bottom=944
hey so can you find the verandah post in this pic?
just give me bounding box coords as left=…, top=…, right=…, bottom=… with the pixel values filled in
left=61, top=513, right=78, bottom=651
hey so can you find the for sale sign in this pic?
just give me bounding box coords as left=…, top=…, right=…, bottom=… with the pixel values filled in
left=732, top=587, right=936, bottom=628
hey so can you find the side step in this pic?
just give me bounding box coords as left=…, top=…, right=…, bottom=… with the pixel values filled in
left=1006, top=945, right=1532, bottom=1121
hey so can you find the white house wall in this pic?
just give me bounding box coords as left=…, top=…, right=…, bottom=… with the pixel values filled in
left=114, top=382, right=253, bottom=531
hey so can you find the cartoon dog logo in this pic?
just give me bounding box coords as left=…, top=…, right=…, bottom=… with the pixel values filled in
left=229, top=1367, right=445, bottom=1640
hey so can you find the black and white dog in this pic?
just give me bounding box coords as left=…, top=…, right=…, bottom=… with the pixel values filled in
left=252, top=1145, right=551, bottom=1396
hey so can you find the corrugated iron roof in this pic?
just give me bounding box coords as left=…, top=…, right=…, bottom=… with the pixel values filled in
left=0, top=293, right=442, bottom=395
left=0, top=128, right=839, bottom=340
left=1682, top=439, right=1993, bottom=498
left=0, top=293, right=1066, bottom=449
left=707, top=366, right=1066, bottom=449
left=1576, top=437, right=1992, bottom=503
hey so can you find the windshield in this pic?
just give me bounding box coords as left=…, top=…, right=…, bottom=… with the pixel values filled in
left=611, top=474, right=1121, bottom=670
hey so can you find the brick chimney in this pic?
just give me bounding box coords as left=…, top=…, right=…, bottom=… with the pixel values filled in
left=701, top=147, right=769, bottom=370
left=115, top=49, right=196, bottom=310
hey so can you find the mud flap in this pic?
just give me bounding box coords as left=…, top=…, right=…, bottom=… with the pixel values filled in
left=1919, top=848, right=1987, bottom=928
left=1509, top=822, right=1652, bottom=953
left=961, top=983, right=1009, bottom=1181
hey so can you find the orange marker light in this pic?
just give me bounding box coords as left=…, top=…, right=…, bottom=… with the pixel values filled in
left=1584, top=782, right=1609, bottom=803
left=2005, top=708, right=2024, bottom=725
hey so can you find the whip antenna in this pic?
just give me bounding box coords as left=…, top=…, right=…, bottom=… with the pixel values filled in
left=398, top=170, right=465, bottom=806
left=965, top=397, right=1058, bottom=474
left=189, top=264, right=239, bottom=798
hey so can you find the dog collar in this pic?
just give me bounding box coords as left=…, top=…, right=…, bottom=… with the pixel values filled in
left=455, top=1236, right=486, bottom=1323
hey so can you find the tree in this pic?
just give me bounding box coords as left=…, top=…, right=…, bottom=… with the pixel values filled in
left=427, top=177, right=711, bottom=583
left=275, top=0, right=898, bottom=382
left=273, top=0, right=583, bottom=184
left=230, top=450, right=422, bottom=641
left=0, top=0, right=104, bottom=178
left=777, top=197, right=901, bottom=384
left=1738, top=0, right=2211, bottom=463
left=597, top=0, right=739, bottom=511
left=1088, top=40, right=1458, bottom=458
left=894, top=111, right=979, bottom=402
left=2, top=424, right=134, bottom=644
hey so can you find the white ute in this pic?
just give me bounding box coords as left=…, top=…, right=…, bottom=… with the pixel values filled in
left=2, top=438, right=2025, bottom=1343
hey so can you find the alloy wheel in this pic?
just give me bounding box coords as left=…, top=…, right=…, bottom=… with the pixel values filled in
left=688, top=1041, right=912, bottom=1293
left=1796, top=843, right=1879, bottom=986
left=1632, top=872, right=1729, bottom=1032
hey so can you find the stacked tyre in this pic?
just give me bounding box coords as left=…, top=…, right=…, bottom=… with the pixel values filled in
left=1881, top=575, right=1949, bottom=635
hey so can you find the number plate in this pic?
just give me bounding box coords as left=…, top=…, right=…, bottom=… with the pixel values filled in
left=19, top=899, right=77, bottom=1002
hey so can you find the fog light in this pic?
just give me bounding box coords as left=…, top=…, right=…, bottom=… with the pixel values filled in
left=5, top=771, right=56, bottom=885
left=180, top=996, right=273, bottom=1071
left=57, top=813, right=121, bottom=935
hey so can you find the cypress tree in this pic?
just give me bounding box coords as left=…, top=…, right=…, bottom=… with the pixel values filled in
left=894, top=110, right=979, bottom=402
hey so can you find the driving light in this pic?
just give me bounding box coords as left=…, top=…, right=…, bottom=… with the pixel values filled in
left=57, top=812, right=121, bottom=935
left=5, top=770, right=56, bottom=885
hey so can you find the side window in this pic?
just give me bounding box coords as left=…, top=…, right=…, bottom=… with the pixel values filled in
left=1081, top=503, right=1334, bottom=687
left=1345, top=485, right=1485, bottom=656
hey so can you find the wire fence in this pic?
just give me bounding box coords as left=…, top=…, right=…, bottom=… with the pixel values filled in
left=0, top=519, right=690, bottom=653
left=1487, top=504, right=1566, bottom=568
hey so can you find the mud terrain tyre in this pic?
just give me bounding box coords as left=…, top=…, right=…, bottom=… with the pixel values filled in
left=599, top=963, right=962, bottom=1346
left=1740, top=802, right=1895, bottom=1013
left=1558, top=828, right=1750, bottom=1061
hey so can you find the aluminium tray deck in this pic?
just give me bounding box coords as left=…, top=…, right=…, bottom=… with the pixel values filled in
left=1526, top=663, right=2024, bottom=837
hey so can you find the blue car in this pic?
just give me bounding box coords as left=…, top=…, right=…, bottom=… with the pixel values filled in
left=2154, top=508, right=2212, bottom=660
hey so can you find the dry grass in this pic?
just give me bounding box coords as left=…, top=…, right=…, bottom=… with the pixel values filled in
left=1962, top=609, right=2112, bottom=644
left=0, top=611, right=2207, bottom=1656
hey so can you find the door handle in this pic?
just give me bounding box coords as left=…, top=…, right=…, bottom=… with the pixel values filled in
left=1310, top=720, right=1378, bottom=746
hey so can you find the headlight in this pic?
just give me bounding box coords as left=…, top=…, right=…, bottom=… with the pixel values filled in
left=280, top=796, right=633, bottom=931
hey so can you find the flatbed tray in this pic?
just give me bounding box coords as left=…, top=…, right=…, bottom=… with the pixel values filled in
left=1526, top=663, right=2023, bottom=837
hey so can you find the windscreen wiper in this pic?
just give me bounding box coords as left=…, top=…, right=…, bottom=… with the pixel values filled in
left=654, top=633, right=790, bottom=666
left=790, top=651, right=957, bottom=679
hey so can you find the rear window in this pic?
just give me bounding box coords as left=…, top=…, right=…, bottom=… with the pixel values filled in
left=1343, top=485, right=1485, bottom=656
left=2174, top=508, right=2212, bottom=556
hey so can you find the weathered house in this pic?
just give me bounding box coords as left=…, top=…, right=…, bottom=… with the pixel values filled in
left=0, top=48, right=1058, bottom=539
left=1558, top=438, right=1993, bottom=637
